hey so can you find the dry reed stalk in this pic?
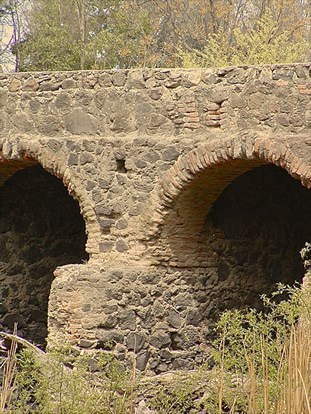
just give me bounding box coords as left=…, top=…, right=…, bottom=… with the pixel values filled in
left=247, top=357, right=257, bottom=414
left=127, top=354, right=137, bottom=414
left=0, top=325, right=18, bottom=413
left=242, top=340, right=257, bottom=414
left=290, top=321, right=310, bottom=414
left=218, top=340, right=225, bottom=414
left=260, top=335, right=269, bottom=414
left=228, top=396, right=237, bottom=414
left=274, top=321, right=310, bottom=414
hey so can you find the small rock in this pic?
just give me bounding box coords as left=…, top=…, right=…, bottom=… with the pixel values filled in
left=135, top=400, right=156, bottom=414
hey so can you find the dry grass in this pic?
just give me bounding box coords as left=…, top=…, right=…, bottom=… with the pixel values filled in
left=276, top=320, right=311, bottom=414
left=217, top=319, right=311, bottom=414
left=0, top=325, right=18, bottom=413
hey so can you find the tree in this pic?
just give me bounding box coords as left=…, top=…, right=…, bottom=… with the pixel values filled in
left=136, top=0, right=310, bottom=67
left=0, top=0, right=16, bottom=71
left=8, top=0, right=311, bottom=71
left=0, top=0, right=31, bottom=71
left=17, top=0, right=159, bottom=71
left=177, top=1, right=311, bottom=67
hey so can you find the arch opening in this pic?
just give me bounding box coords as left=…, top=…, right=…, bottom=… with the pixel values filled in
left=205, top=163, right=311, bottom=313
left=0, top=163, right=88, bottom=347
left=155, top=160, right=311, bottom=321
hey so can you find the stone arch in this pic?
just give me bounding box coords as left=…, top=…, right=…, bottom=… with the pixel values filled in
left=0, top=139, right=98, bottom=346
left=0, top=138, right=100, bottom=255
left=147, top=134, right=311, bottom=314
left=149, top=135, right=311, bottom=256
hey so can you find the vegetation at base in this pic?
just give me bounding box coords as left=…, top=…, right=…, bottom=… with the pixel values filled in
left=148, top=283, right=311, bottom=414
left=1, top=0, right=310, bottom=72
left=0, top=282, right=310, bottom=413
left=1, top=344, right=136, bottom=414
left=205, top=283, right=311, bottom=414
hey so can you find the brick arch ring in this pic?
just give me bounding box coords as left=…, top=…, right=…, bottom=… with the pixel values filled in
left=0, top=138, right=100, bottom=257
left=146, top=133, right=311, bottom=238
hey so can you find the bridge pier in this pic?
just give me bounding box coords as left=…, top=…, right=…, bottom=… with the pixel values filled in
left=48, top=264, right=209, bottom=373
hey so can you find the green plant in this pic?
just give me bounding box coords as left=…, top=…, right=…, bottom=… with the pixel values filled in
left=147, top=371, right=204, bottom=414
left=1, top=283, right=310, bottom=413
left=204, top=283, right=311, bottom=414
left=3, top=344, right=135, bottom=414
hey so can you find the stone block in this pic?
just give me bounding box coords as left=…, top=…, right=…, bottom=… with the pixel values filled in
left=127, top=332, right=146, bottom=352
left=65, top=109, right=98, bottom=135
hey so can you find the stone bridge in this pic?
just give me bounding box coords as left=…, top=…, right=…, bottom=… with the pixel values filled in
left=0, top=63, right=311, bottom=373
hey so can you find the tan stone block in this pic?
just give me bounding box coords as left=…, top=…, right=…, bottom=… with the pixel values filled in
left=184, top=122, right=200, bottom=129
left=22, top=78, right=39, bottom=92
left=9, top=78, right=22, bottom=92
left=206, top=120, right=220, bottom=127
left=300, top=88, right=311, bottom=95
left=207, top=114, right=220, bottom=121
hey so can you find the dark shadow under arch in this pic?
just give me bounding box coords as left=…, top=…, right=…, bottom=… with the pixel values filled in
left=205, top=164, right=311, bottom=314
left=0, top=164, right=88, bottom=347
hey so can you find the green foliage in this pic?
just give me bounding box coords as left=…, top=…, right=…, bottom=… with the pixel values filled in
left=6, top=345, right=133, bottom=414
left=3, top=0, right=311, bottom=71
left=18, top=1, right=82, bottom=71
left=148, top=373, right=203, bottom=414
left=179, top=12, right=309, bottom=68
left=18, top=0, right=157, bottom=71
left=86, top=7, right=155, bottom=69
left=147, top=283, right=311, bottom=414
left=1, top=284, right=310, bottom=413
left=203, top=283, right=311, bottom=413
left=20, top=28, right=82, bottom=72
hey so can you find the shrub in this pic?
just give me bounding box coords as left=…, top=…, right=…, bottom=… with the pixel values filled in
left=204, top=283, right=311, bottom=413
left=1, top=345, right=134, bottom=414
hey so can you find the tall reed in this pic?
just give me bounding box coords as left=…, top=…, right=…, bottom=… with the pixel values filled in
left=215, top=285, right=311, bottom=414
left=0, top=325, right=18, bottom=413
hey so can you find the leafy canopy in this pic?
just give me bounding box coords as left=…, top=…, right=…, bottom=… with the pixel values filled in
left=178, top=12, right=310, bottom=68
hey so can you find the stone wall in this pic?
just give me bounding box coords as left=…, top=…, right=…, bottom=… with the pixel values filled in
left=207, top=164, right=311, bottom=310
left=0, top=63, right=310, bottom=372
left=0, top=64, right=310, bottom=139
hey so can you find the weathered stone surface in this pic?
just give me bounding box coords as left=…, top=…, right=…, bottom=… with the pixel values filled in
left=0, top=165, right=87, bottom=346
left=23, top=77, right=39, bottom=91
left=65, top=109, right=98, bottom=135
left=61, top=79, right=76, bottom=89
left=162, top=146, right=179, bottom=161
left=9, top=78, right=22, bottom=92
left=150, top=331, right=171, bottom=349
left=116, top=239, right=129, bottom=252
left=55, top=93, right=71, bottom=109
left=127, top=332, right=146, bottom=352
left=3, top=313, right=27, bottom=329
left=112, top=71, right=127, bottom=87
left=230, top=93, right=247, bottom=108
left=0, top=91, right=8, bottom=108
left=96, top=331, right=124, bottom=348
left=0, top=63, right=310, bottom=376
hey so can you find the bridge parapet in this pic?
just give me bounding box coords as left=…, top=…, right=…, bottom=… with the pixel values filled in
left=0, top=63, right=310, bottom=140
